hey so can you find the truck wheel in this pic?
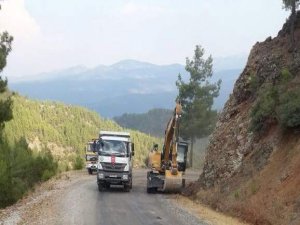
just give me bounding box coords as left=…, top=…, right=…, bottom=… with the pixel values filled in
left=147, top=187, right=157, bottom=194
left=88, top=168, right=92, bottom=175
left=124, top=184, right=131, bottom=192
left=98, top=183, right=105, bottom=192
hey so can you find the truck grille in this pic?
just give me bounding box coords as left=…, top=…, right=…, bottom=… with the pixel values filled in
left=101, top=162, right=126, bottom=172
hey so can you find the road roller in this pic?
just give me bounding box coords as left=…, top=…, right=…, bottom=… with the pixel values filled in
left=146, top=101, right=189, bottom=193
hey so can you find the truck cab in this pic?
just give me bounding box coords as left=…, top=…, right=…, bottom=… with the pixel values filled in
left=85, top=140, right=98, bottom=174
left=96, top=131, right=134, bottom=192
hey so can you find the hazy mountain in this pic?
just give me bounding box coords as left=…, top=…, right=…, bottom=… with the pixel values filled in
left=9, top=59, right=242, bottom=117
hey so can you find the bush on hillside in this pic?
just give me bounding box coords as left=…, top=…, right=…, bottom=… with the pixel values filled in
left=280, top=68, right=293, bottom=83
left=248, top=72, right=260, bottom=94
left=250, top=68, right=300, bottom=132
left=0, top=138, right=58, bottom=208
left=277, top=89, right=300, bottom=128
left=250, top=86, right=278, bottom=132
left=73, top=155, right=84, bottom=170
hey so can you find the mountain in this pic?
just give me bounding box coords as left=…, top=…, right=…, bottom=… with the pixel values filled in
left=186, top=13, right=300, bottom=225
left=113, top=108, right=173, bottom=137
left=9, top=59, right=242, bottom=117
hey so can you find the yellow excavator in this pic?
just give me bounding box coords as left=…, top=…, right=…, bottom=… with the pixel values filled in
left=147, top=101, right=189, bottom=193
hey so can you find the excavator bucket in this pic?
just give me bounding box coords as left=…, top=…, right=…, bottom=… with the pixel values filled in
left=162, top=170, right=183, bottom=192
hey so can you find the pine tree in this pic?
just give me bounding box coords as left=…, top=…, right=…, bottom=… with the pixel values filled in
left=0, top=31, right=13, bottom=137
left=176, top=45, right=221, bottom=167
left=283, top=0, right=300, bottom=49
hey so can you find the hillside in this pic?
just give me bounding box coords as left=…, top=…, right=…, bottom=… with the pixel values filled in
left=9, top=60, right=241, bottom=117
left=187, top=13, right=300, bottom=225
left=113, top=108, right=173, bottom=137
left=4, top=95, right=161, bottom=168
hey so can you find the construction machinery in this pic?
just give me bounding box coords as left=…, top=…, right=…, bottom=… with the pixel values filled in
left=146, top=101, right=189, bottom=193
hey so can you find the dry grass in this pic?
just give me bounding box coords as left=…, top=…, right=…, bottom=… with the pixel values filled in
left=174, top=195, right=250, bottom=225
left=193, top=133, right=300, bottom=225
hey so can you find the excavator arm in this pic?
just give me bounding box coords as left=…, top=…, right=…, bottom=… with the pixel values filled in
left=161, top=102, right=182, bottom=173
left=147, top=101, right=187, bottom=193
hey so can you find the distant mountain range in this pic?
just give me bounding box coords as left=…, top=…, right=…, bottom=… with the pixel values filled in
left=9, top=59, right=244, bottom=117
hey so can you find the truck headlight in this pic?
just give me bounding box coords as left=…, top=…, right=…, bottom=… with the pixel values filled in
left=124, top=164, right=129, bottom=171
left=98, top=173, right=104, bottom=179
left=122, top=174, right=128, bottom=180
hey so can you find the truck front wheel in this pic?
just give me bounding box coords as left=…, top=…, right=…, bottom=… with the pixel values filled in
left=124, top=184, right=131, bottom=192
left=98, top=183, right=105, bottom=192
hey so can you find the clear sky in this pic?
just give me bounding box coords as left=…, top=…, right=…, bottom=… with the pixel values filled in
left=0, top=0, right=289, bottom=79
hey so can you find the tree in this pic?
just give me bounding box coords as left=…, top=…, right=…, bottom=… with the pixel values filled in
left=0, top=31, right=13, bottom=137
left=176, top=45, right=221, bottom=167
left=283, top=0, right=300, bottom=49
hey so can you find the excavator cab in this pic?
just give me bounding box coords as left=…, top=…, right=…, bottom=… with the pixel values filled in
left=177, top=141, right=188, bottom=172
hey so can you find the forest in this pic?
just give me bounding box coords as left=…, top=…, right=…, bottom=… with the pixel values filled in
left=113, top=108, right=173, bottom=137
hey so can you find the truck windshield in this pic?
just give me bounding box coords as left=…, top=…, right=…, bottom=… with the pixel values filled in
left=99, top=140, right=128, bottom=157
left=86, top=155, right=97, bottom=161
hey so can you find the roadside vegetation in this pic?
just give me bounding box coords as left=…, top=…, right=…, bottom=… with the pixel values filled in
left=0, top=31, right=58, bottom=208
left=250, top=68, right=300, bottom=132
left=0, top=139, right=58, bottom=208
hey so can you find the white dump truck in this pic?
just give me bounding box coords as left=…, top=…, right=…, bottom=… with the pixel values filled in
left=96, top=131, right=134, bottom=192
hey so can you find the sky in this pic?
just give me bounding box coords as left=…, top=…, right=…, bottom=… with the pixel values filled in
left=0, top=0, right=289, bottom=79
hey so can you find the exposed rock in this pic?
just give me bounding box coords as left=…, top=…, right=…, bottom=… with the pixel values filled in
left=199, top=12, right=300, bottom=188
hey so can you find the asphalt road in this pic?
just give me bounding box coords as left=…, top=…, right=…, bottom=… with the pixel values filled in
left=54, top=169, right=205, bottom=225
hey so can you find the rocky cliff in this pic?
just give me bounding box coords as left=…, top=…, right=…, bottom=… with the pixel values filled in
left=192, top=13, right=300, bottom=225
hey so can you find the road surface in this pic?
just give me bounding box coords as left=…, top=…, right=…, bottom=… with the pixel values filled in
left=0, top=169, right=207, bottom=225
left=55, top=169, right=203, bottom=225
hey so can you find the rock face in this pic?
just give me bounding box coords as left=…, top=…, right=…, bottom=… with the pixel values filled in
left=200, top=12, right=300, bottom=188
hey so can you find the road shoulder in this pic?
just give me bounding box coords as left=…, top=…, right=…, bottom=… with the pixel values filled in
left=171, top=195, right=250, bottom=225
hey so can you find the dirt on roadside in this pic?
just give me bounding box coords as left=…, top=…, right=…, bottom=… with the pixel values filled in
left=172, top=195, right=250, bottom=225
left=0, top=171, right=87, bottom=225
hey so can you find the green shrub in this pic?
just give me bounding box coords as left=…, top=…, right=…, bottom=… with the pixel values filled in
left=11, top=177, right=28, bottom=201
left=250, top=86, right=278, bottom=132
left=250, top=68, right=300, bottom=132
left=73, top=155, right=84, bottom=170
left=248, top=72, right=259, bottom=93
left=277, top=89, right=300, bottom=128
left=0, top=139, right=58, bottom=208
left=42, top=169, right=55, bottom=181
left=234, top=189, right=240, bottom=200
left=0, top=158, right=14, bottom=207
left=250, top=181, right=259, bottom=195
left=280, top=68, right=293, bottom=83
